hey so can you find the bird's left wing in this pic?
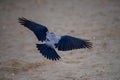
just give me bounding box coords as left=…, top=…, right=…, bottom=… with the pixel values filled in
left=36, top=44, right=61, bottom=60
left=18, top=17, right=48, bottom=41
left=56, top=35, right=92, bottom=51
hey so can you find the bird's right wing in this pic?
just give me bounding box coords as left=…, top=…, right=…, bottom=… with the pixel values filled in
left=18, top=17, right=48, bottom=41
left=56, top=35, right=92, bottom=51
left=36, top=44, right=61, bottom=60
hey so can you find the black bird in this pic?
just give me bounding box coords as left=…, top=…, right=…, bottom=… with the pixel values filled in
left=18, top=17, right=92, bottom=61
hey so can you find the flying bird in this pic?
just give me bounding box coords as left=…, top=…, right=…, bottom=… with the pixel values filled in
left=18, top=17, right=92, bottom=61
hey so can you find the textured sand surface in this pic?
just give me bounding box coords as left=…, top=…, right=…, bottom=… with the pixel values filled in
left=0, top=0, right=120, bottom=80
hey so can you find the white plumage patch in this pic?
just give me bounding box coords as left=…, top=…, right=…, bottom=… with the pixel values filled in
left=45, top=32, right=61, bottom=48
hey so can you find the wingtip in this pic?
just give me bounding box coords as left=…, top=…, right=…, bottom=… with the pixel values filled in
left=51, top=57, right=61, bottom=61
left=18, top=17, right=27, bottom=21
left=18, top=17, right=26, bottom=20
left=18, top=17, right=25, bottom=24
left=18, top=17, right=28, bottom=24
left=80, top=39, right=93, bottom=49
left=46, top=53, right=61, bottom=61
left=85, top=41, right=93, bottom=49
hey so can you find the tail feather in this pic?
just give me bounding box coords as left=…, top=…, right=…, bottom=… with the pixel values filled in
left=36, top=44, right=61, bottom=61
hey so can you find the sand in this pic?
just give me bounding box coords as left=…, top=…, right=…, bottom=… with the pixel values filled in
left=0, top=0, right=120, bottom=80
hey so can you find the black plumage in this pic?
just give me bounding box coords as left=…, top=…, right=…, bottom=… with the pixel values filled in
left=19, top=17, right=48, bottom=41
left=18, top=17, right=92, bottom=61
left=57, top=35, right=92, bottom=51
left=36, top=44, right=60, bottom=60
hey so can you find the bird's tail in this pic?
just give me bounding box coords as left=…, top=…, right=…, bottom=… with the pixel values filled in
left=36, top=44, right=61, bottom=60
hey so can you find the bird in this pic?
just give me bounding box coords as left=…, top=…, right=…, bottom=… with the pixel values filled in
left=18, top=17, right=92, bottom=61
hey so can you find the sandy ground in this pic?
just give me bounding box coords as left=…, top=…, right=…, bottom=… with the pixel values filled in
left=0, top=0, right=120, bottom=80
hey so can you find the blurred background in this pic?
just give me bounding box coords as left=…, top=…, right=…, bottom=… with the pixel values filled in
left=0, top=0, right=120, bottom=80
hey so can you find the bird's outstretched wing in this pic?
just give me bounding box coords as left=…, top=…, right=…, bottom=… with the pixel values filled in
left=56, top=35, right=92, bottom=51
left=18, top=17, right=48, bottom=41
left=36, top=44, right=61, bottom=60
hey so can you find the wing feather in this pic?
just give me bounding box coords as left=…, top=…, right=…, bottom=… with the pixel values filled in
left=36, top=44, right=61, bottom=60
left=18, top=17, right=48, bottom=41
left=57, top=35, right=92, bottom=51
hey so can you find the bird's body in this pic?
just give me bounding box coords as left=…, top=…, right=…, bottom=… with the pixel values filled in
left=46, top=32, right=61, bottom=48
left=18, top=17, right=92, bottom=60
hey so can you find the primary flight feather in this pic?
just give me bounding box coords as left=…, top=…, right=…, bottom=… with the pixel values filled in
left=18, top=17, right=92, bottom=61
